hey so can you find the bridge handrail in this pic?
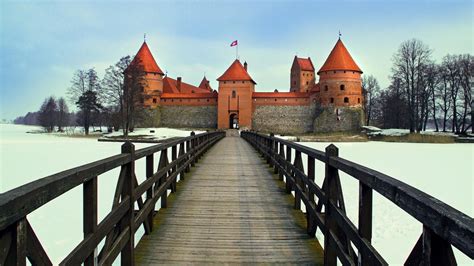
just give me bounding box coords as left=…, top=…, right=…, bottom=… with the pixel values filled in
left=0, top=130, right=225, bottom=265
left=241, top=130, right=474, bottom=265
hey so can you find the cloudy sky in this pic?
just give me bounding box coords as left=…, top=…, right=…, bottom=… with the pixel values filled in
left=0, top=0, right=472, bottom=120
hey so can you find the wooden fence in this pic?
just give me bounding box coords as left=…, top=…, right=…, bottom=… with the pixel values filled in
left=0, top=131, right=225, bottom=265
left=241, top=131, right=473, bottom=265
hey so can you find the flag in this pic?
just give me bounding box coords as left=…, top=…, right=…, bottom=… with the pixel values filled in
left=230, top=40, right=238, bottom=47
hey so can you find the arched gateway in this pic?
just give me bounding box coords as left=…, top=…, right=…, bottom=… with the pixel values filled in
left=229, top=113, right=239, bottom=129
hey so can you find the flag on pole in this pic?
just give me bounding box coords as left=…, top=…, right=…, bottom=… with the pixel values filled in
left=230, top=40, right=238, bottom=47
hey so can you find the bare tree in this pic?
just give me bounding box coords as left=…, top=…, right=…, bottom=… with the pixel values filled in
left=102, top=56, right=132, bottom=131
left=68, top=68, right=103, bottom=135
left=458, top=54, right=473, bottom=133
left=57, top=97, right=69, bottom=132
left=424, top=63, right=441, bottom=131
left=123, top=61, right=146, bottom=137
left=392, top=39, right=432, bottom=132
left=362, top=75, right=381, bottom=126
left=442, top=55, right=463, bottom=133
left=38, top=96, right=58, bottom=132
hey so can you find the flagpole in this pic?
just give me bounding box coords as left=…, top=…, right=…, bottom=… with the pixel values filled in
left=236, top=44, right=238, bottom=59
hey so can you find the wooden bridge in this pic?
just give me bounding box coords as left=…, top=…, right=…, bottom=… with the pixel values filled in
left=1, top=130, right=473, bottom=265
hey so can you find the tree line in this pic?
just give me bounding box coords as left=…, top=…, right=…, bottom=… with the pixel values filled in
left=363, top=39, right=472, bottom=134
left=14, top=56, right=147, bottom=136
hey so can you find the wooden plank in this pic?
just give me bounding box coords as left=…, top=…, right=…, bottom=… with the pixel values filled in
left=83, top=176, right=97, bottom=266
left=134, top=135, right=323, bottom=264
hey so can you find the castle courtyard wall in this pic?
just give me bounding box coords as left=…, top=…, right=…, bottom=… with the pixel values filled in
left=252, top=103, right=317, bottom=134
left=160, top=105, right=217, bottom=129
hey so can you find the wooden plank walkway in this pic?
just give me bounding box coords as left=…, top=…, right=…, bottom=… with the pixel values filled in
left=135, top=133, right=324, bottom=264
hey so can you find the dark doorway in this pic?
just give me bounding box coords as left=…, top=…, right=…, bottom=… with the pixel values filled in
left=229, top=113, right=239, bottom=129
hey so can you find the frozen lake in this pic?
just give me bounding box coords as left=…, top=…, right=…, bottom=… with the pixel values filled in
left=1, top=124, right=472, bottom=264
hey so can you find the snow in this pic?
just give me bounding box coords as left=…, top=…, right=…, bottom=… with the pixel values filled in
left=0, top=124, right=196, bottom=264
left=367, top=128, right=410, bottom=136
left=101, top=127, right=203, bottom=140
left=1, top=124, right=472, bottom=264
left=298, top=141, right=473, bottom=265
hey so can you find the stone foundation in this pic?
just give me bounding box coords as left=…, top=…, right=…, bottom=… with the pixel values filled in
left=160, top=105, right=217, bottom=129
left=252, top=104, right=317, bottom=134
left=313, top=106, right=364, bottom=133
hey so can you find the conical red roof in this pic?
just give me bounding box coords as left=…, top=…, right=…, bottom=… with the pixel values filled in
left=318, top=39, right=362, bottom=74
left=217, top=60, right=256, bottom=84
left=198, top=76, right=213, bottom=91
left=128, top=41, right=164, bottom=74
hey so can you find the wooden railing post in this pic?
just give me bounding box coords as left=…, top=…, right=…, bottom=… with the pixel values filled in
left=158, top=148, right=169, bottom=208
left=190, top=131, right=196, bottom=167
left=293, top=150, right=304, bottom=210
left=83, top=176, right=97, bottom=265
left=324, top=144, right=338, bottom=266
left=120, top=141, right=135, bottom=266
left=307, top=156, right=316, bottom=237
left=185, top=138, right=191, bottom=173
left=145, top=154, right=154, bottom=233
left=178, top=142, right=186, bottom=180
left=285, top=146, right=292, bottom=194
left=171, top=145, right=177, bottom=193
left=358, top=181, right=372, bottom=263
left=278, top=143, right=285, bottom=180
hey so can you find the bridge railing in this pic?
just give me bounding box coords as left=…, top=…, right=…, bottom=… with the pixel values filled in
left=241, top=130, right=473, bottom=266
left=0, top=130, right=225, bottom=265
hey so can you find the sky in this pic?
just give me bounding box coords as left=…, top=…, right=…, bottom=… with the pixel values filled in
left=0, top=0, right=472, bottom=120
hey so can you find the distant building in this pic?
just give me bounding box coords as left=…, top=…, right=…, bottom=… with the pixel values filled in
left=125, top=38, right=364, bottom=134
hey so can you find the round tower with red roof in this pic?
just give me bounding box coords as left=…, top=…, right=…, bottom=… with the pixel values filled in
left=217, top=59, right=256, bottom=129
left=126, top=41, right=165, bottom=108
left=317, top=39, right=363, bottom=107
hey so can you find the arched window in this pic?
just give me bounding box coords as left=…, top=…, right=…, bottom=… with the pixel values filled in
left=191, top=90, right=195, bottom=93
left=340, top=84, right=345, bottom=90
left=152, top=98, right=157, bottom=104
left=330, top=98, right=334, bottom=103
left=344, top=97, right=349, bottom=103
left=358, top=98, right=360, bottom=103
left=232, top=90, right=236, bottom=98
left=306, top=81, right=309, bottom=85
left=325, top=85, right=328, bottom=91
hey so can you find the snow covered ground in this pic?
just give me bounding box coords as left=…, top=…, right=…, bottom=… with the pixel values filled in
left=0, top=124, right=472, bottom=264
left=299, top=141, right=473, bottom=265
left=0, top=124, right=196, bottom=264
left=101, top=127, right=204, bottom=140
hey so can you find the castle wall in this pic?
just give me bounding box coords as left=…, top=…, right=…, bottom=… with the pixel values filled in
left=313, top=106, right=364, bottom=133
left=318, top=70, right=363, bottom=107
left=160, top=105, right=217, bottom=129
left=252, top=103, right=317, bottom=134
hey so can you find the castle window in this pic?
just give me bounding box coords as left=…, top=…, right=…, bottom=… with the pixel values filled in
left=224, top=81, right=226, bottom=84
left=325, top=85, right=328, bottom=91
left=340, top=84, right=345, bottom=90
left=192, top=90, right=195, bottom=93
left=333, top=71, right=336, bottom=74
left=275, top=99, right=277, bottom=101
left=330, top=98, right=334, bottom=103
left=344, top=97, right=349, bottom=103
left=207, top=99, right=209, bottom=102
left=306, top=81, right=309, bottom=85
left=344, top=71, right=346, bottom=73
left=180, top=99, right=182, bottom=102
left=171, top=99, right=174, bottom=102
left=233, top=81, right=235, bottom=84
left=152, top=98, right=157, bottom=104
left=232, top=90, right=236, bottom=98
left=358, top=98, right=360, bottom=103
left=164, top=99, right=166, bottom=102
left=242, top=81, right=244, bottom=84
left=293, top=81, right=296, bottom=85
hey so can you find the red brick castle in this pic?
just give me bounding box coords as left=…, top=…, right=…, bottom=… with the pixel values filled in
left=126, top=38, right=364, bottom=134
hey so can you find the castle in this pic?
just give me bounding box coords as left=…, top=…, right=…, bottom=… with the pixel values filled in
left=126, top=38, right=364, bottom=134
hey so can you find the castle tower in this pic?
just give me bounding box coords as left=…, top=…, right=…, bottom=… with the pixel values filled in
left=198, top=76, right=213, bottom=92
left=317, top=39, right=363, bottom=107
left=217, top=60, right=256, bottom=129
left=126, top=41, right=164, bottom=108
left=290, top=56, right=315, bottom=92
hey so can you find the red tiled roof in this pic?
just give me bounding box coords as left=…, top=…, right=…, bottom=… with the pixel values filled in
left=252, top=92, right=311, bottom=98
left=162, top=77, right=210, bottom=94
left=293, top=56, right=315, bottom=71
left=198, top=76, right=213, bottom=91
left=217, top=60, right=256, bottom=84
left=127, top=41, right=164, bottom=74
left=161, top=92, right=217, bottom=99
left=318, top=39, right=362, bottom=74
